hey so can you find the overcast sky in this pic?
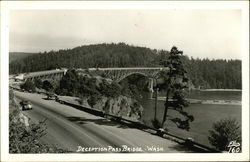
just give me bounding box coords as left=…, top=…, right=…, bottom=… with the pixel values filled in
left=9, top=10, right=241, bottom=59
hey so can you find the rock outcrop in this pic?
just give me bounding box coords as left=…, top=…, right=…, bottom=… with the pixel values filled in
left=91, top=95, right=143, bottom=121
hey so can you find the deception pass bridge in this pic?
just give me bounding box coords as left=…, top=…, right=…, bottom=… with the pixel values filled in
left=12, top=67, right=168, bottom=92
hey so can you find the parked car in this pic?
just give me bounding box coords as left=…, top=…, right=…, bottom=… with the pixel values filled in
left=28, top=89, right=36, bottom=93
left=46, top=92, right=58, bottom=100
left=20, top=100, right=33, bottom=110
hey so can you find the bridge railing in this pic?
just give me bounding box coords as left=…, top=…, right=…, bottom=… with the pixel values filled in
left=80, top=67, right=168, bottom=71
left=24, top=69, right=66, bottom=78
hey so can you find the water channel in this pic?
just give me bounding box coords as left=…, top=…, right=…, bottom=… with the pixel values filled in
left=139, top=90, right=242, bottom=147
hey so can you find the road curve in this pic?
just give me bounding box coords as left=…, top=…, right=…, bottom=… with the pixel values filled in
left=14, top=91, right=190, bottom=153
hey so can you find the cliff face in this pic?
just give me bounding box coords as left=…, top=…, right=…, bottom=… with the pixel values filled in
left=90, top=95, right=143, bottom=121
left=57, top=69, right=144, bottom=121
left=79, top=74, right=143, bottom=121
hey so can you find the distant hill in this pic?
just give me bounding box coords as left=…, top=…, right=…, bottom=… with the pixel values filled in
left=9, top=43, right=166, bottom=73
left=9, top=43, right=241, bottom=89
left=9, top=52, right=38, bottom=63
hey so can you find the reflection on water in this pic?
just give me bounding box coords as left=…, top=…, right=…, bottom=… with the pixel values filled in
left=139, top=91, right=242, bottom=147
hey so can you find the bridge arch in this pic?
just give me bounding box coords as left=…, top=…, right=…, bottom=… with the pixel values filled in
left=117, top=72, right=159, bottom=93
left=117, top=72, right=149, bottom=83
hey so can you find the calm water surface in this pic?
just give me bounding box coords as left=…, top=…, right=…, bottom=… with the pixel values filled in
left=139, top=91, right=242, bottom=147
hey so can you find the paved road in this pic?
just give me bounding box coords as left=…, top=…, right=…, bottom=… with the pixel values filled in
left=14, top=91, right=190, bottom=153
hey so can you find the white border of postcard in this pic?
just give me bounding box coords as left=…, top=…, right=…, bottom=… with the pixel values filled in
left=1, top=1, right=249, bottom=161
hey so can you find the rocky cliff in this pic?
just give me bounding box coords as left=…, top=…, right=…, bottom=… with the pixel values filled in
left=90, top=95, right=143, bottom=121
left=56, top=69, right=144, bottom=121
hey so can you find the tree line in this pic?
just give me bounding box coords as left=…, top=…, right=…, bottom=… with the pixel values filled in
left=9, top=43, right=241, bottom=89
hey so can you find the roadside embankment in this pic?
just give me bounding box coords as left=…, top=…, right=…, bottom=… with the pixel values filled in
left=10, top=94, right=30, bottom=127
left=59, top=95, right=143, bottom=121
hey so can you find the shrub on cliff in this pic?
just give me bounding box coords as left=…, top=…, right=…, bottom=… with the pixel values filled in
left=57, top=69, right=122, bottom=98
left=34, top=79, right=43, bottom=89
left=79, top=77, right=100, bottom=96
left=9, top=115, right=69, bottom=153
left=42, top=80, right=54, bottom=92
left=87, top=94, right=102, bottom=108
left=98, top=80, right=121, bottom=98
left=20, top=80, right=36, bottom=92
left=58, top=69, right=80, bottom=96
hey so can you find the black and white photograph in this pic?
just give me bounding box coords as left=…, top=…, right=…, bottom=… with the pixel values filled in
left=1, top=1, right=249, bottom=161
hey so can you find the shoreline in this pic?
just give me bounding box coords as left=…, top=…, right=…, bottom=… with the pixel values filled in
left=150, top=97, right=241, bottom=105
left=198, top=89, right=242, bottom=92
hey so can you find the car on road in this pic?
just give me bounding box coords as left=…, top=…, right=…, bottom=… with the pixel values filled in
left=20, top=100, right=33, bottom=110
left=46, top=92, right=58, bottom=100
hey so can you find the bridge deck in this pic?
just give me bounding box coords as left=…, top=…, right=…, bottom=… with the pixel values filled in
left=18, top=67, right=167, bottom=80
left=87, top=67, right=166, bottom=71
left=23, top=69, right=66, bottom=78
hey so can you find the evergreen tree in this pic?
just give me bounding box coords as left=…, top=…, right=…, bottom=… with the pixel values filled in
left=34, top=79, right=43, bottom=89
left=42, top=80, right=54, bottom=92
left=20, top=80, right=36, bottom=92
left=161, top=46, right=194, bottom=131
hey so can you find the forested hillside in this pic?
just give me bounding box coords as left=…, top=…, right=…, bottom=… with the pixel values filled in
left=9, top=43, right=157, bottom=73
left=9, top=43, right=241, bottom=89
left=182, top=58, right=241, bottom=89
left=9, top=52, right=37, bottom=63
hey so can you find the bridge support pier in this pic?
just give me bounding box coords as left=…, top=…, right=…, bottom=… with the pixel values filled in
left=148, top=78, right=154, bottom=93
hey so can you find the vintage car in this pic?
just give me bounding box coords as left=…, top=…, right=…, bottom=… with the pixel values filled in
left=46, top=92, right=58, bottom=100
left=20, top=100, right=33, bottom=110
